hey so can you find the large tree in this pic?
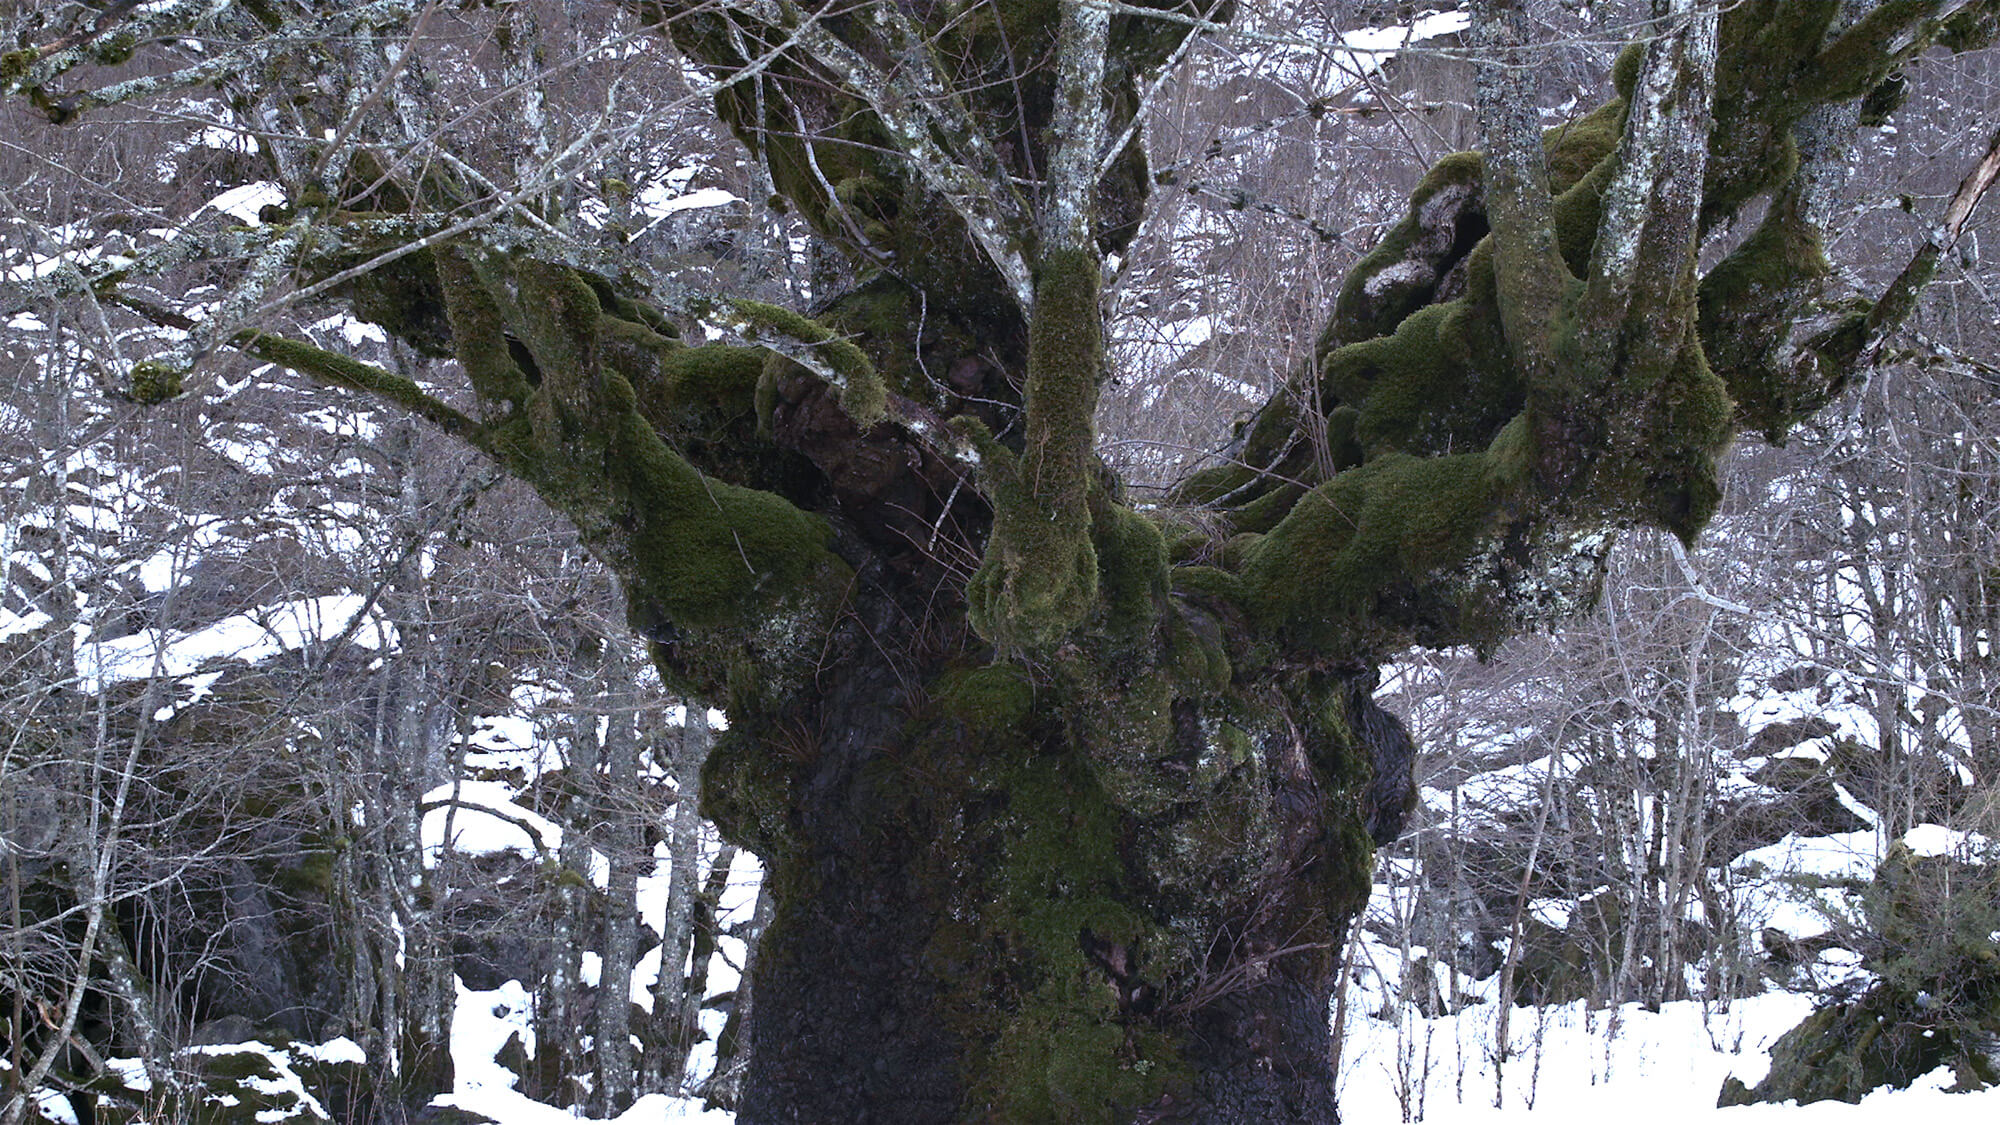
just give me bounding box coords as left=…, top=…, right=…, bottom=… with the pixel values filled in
left=7, top=0, right=1999, bottom=1119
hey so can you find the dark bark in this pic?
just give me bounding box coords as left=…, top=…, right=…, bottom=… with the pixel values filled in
left=717, top=580, right=1383, bottom=1123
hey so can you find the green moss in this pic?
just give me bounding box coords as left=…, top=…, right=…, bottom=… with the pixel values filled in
left=129, top=360, right=185, bottom=404
left=1226, top=480, right=1306, bottom=535
left=1237, top=391, right=1301, bottom=466
left=1088, top=496, right=1169, bottom=643
left=966, top=250, right=1107, bottom=649
left=435, top=250, right=532, bottom=405
left=270, top=847, right=335, bottom=898
left=732, top=299, right=887, bottom=426
left=1240, top=452, right=1500, bottom=643
left=93, top=30, right=139, bottom=67
left=515, top=259, right=603, bottom=384
left=1549, top=148, right=1619, bottom=275
left=1173, top=461, right=1256, bottom=506
left=700, top=729, right=798, bottom=859
left=1, top=49, right=34, bottom=83
left=194, top=1050, right=280, bottom=1083
left=1324, top=151, right=1484, bottom=350
left=1809, top=1, right=1941, bottom=104
left=1649, top=337, right=1734, bottom=543
left=578, top=271, right=681, bottom=339
left=1700, top=0, right=1931, bottom=221
left=1168, top=564, right=1244, bottom=606
left=1697, top=189, right=1832, bottom=441
left=603, top=405, right=836, bottom=629
left=1723, top=983, right=1994, bottom=1107
left=1162, top=603, right=1232, bottom=691
left=1610, top=42, right=1644, bottom=100
left=1543, top=97, right=1624, bottom=195
left=594, top=311, right=676, bottom=389
left=931, top=664, right=1038, bottom=734
left=428, top=254, right=844, bottom=646
left=967, top=749, right=1190, bottom=1122
left=1939, top=5, right=2000, bottom=51
left=661, top=344, right=762, bottom=409
left=248, top=334, right=468, bottom=429
left=1325, top=302, right=1516, bottom=459
left=1483, top=414, right=1535, bottom=487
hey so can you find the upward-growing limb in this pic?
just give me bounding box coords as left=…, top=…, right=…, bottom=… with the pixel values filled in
left=1192, top=0, right=1995, bottom=669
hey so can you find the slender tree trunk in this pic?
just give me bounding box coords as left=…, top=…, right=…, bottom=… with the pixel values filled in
left=702, top=881, right=771, bottom=1110
left=593, top=655, right=641, bottom=1116
left=649, top=706, right=711, bottom=1093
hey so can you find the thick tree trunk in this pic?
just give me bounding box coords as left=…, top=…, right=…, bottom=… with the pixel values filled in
left=708, top=588, right=1408, bottom=1123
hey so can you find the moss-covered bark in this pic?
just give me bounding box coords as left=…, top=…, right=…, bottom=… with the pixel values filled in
left=709, top=580, right=1391, bottom=1123
left=964, top=250, right=1111, bottom=649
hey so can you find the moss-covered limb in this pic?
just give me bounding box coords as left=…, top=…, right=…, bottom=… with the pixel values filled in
left=966, top=250, right=1117, bottom=650
left=1569, top=1, right=1717, bottom=394
left=1701, top=1, right=1993, bottom=225
left=1687, top=9, right=1871, bottom=439
left=1235, top=452, right=1503, bottom=651
left=1177, top=107, right=1618, bottom=547
left=1806, top=0, right=2000, bottom=107
left=1086, top=487, right=1171, bottom=647
left=1696, top=177, right=1849, bottom=440
left=1858, top=122, right=2000, bottom=357
left=430, top=250, right=847, bottom=686
left=432, top=249, right=532, bottom=410
left=512, top=258, right=606, bottom=402
left=1321, top=152, right=1489, bottom=354
left=1195, top=2, right=1933, bottom=655
left=235, top=331, right=491, bottom=448
left=1040, top=0, right=1113, bottom=255
left=1700, top=71, right=2000, bottom=442
left=713, top=300, right=886, bottom=427
left=653, top=1, right=1221, bottom=319
left=6, top=0, right=421, bottom=124
left=669, top=0, right=1039, bottom=307
left=1470, top=0, right=1574, bottom=385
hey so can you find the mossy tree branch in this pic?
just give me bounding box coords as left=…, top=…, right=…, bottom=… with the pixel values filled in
left=1470, top=0, right=1572, bottom=386
left=1860, top=121, right=2000, bottom=357
left=428, top=247, right=847, bottom=694
left=1192, top=0, right=1998, bottom=666
left=241, top=333, right=492, bottom=448
left=1571, top=0, right=1717, bottom=382
left=965, top=250, right=1110, bottom=650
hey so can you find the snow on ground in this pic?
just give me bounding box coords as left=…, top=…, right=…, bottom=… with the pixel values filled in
left=1328, top=988, right=2000, bottom=1120
left=1335, top=991, right=2000, bottom=1123
left=433, top=983, right=2000, bottom=1125
left=77, top=594, right=399, bottom=694
left=441, top=979, right=730, bottom=1125
left=421, top=779, right=565, bottom=866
